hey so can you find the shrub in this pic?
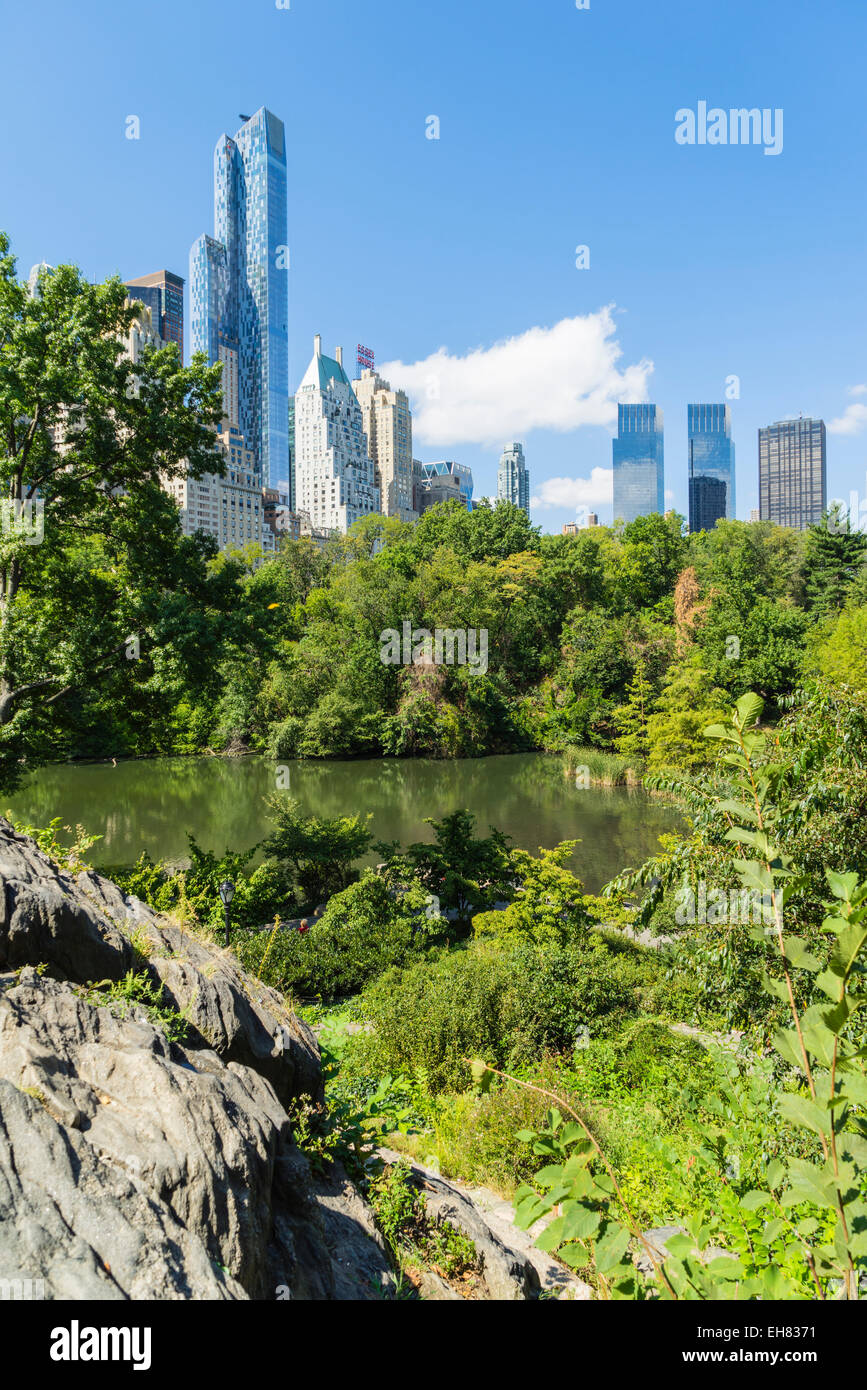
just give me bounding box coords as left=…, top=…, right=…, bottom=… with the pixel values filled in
left=236, top=871, right=428, bottom=999
left=353, top=936, right=642, bottom=1093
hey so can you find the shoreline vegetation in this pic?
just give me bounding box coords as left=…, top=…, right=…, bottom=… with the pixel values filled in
left=13, top=683, right=867, bottom=1300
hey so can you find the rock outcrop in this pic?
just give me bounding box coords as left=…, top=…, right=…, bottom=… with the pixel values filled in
left=0, top=821, right=392, bottom=1301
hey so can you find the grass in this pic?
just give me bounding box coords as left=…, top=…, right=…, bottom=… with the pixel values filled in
left=561, top=746, right=640, bottom=786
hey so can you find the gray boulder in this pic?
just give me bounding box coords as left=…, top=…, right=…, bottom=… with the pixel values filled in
left=0, top=820, right=320, bottom=1108
left=0, top=969, right=392, bottom=1300
left=0, top=821, right=394, bottom=1301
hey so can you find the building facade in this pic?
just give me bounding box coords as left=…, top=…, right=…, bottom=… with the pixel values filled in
left=124, top=270, right=184, bottom=356
left=190, top=108, right=289, bottom=489
left=758, top=417, right=827, bottom=529
left=353, top=369, right=416, bottom=521
left=497, top=442, right=530, bottom=514
left=413, top=460, right=474, bottom=514
left=688, top=403, right=735, bottom=532
left=612, top=404, right=665, bottom=523
left=163, top=423, right=268, bottom=551
left=294, top=337, right=380, bottom=533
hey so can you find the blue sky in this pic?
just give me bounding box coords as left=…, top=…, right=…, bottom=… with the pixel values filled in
left=3, top=0, right=866, bottom=531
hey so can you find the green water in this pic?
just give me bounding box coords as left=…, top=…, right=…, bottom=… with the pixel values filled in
left=5, top=753, right=685, bottom=894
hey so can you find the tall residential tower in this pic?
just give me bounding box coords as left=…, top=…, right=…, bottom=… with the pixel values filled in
left=497, top=442, right=530, bottom=515
left=353, top=369, right=416, bottom=521
left=612, top=404, right=664, bottom=523
left=189, top=108, right=289, bottom=489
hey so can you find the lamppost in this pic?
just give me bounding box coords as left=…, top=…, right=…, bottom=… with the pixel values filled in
left=219, top=880, right=235, bottom=948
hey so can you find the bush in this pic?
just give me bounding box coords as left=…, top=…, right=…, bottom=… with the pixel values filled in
left=352, top=936, right=643, bottom=1093
left=236, top=871, right=428, bottom=999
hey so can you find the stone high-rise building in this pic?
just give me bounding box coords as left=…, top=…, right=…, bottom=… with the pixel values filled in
left=353, top=369, right=416, bottom=521
left=294, top=337, right=380, bottom=533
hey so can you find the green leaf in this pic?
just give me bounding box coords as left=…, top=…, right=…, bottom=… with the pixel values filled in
left=781, top=937, right=822, bottom=972
left=782, top=1159, right=838, bottom=1210
left=594, top=1223, right=632, bottom=1274
left=772, top=1026, right=806, bottom=1070
left=777, top=1092, right=833, bottom=1139
left=826, top=870, right=859, bottom=902
left=763, top=972, right=791, bottom=1003
left=766, top=1160, right=786, bottom=1190
left=534, top=1215, right=566, bottom=1253
left=734, top=692, right=765, bottom=729
left=740, top=1190, right=771, bottom=1212
left=561, top=1203, right=602, bottom=1242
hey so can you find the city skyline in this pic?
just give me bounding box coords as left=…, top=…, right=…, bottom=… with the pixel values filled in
left=4, top=0, right=866, bottom=532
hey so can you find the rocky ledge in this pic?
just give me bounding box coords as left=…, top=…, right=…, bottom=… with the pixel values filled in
left=0, top=819, right=392, bottom=1300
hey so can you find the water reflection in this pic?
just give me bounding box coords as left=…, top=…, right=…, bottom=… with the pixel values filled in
left=5, top=753, right=685, bottom=893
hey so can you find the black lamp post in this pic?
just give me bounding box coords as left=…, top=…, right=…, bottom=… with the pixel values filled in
left=219, top=879, right=235, bottom=948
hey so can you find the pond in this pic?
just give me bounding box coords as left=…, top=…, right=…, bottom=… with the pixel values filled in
left=5, top=753, right=686, bottom=894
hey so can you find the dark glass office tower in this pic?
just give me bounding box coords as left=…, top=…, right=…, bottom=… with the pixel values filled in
left=612, top=404, right=664, bottom=523
left=124, top=270, right=184, bottom=356
left=190, top=108, right=289, bottom=489
left=688, top=404, right=735, bottom=532
left=758, top=418, right=826, bottom=529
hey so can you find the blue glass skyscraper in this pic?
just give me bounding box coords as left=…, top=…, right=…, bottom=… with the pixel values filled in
left=612, top=404, right=664, bottom=523
left=190, top=109, right=289, bottom=489
left=688, top=404, right=735, bottom=532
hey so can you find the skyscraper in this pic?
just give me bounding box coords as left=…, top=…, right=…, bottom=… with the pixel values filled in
left=497, top=442, right=530, bottom=515
left=758, top=417, right=827, bottom=529
left=688, top=404, right=735, bottom=532
left=190, top=108, right=289, bottom=488
left=612, top=405, right=664, bottom=523
left=294, top=337, right=380, bottom=533
left=124, top=270, right=184, bottom=356
left=353, top=369, right=416, bottom=521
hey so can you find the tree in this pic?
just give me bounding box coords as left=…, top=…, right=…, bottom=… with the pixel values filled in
left=472, top=842, right=590, bottom=946
left=802, top=507, right=867, bottom=616
left=0, top=234, right=223, bottom=787
left=377, top=809, right=514, bottom=932
left=263, top=796, right=374, bottom=907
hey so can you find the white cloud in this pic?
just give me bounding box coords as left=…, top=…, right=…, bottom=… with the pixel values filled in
left=380, top=308, right=653, bottom=447
left=849, top=384, right=867, bottom=397
left=530, top=468, right=613, bottom=511
left=829, top=402, right=867, bottom=436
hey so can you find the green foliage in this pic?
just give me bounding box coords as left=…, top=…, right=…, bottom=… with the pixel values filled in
left=492, top=693, right=867, bottom=1300
left=368, top=1161, right=481, bottom=1285
left=10, top=816, right=101, bottom=872
left=376, top=809, right=513, bottom=932
left=263, top=796, right=373, bottom=907
left=82, top=969, right=192, bottom=1045
left=473, top=841, right=590, bottom=946
left=236, top=872, right=428, bottom=999
left=353, top=934, right=643, bottom=1093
